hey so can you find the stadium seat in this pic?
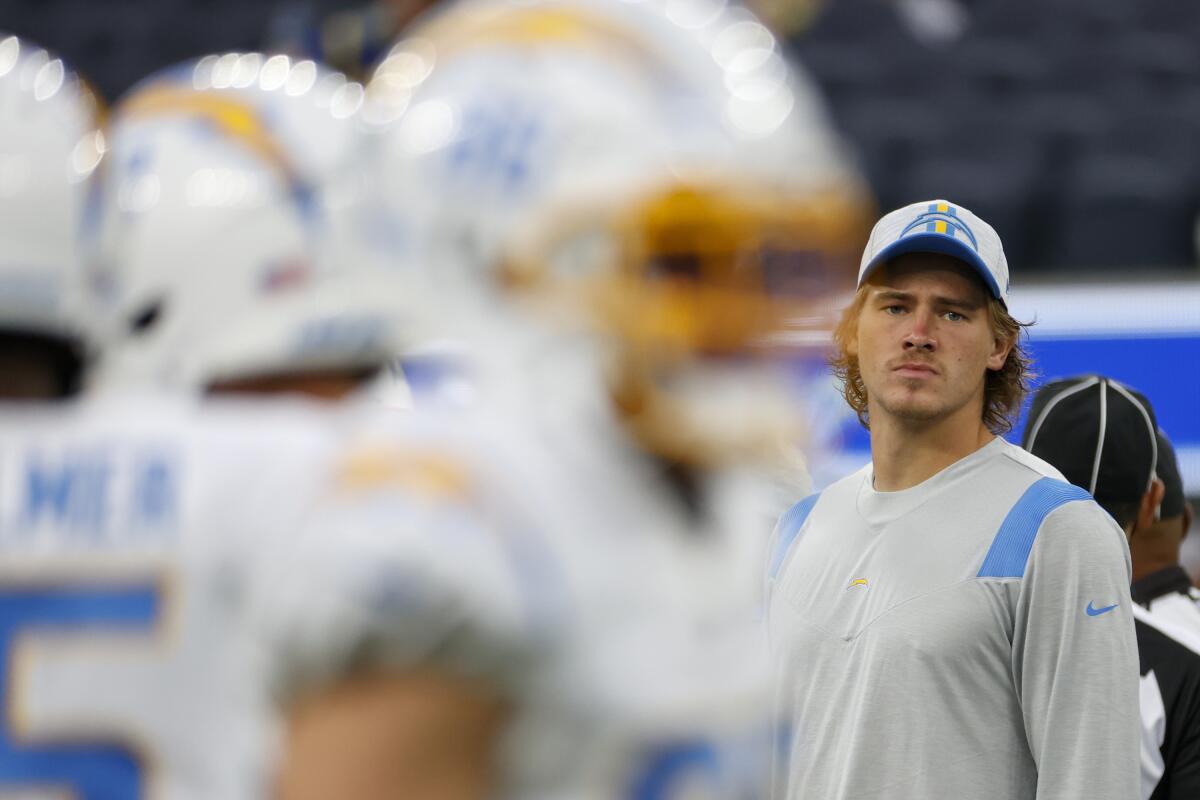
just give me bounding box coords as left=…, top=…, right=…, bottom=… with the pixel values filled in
left=967, top=0, right=1042, bottom=39
left=1117, top=33, right=1200, bottom=97
left=1097, top=105, right=1200, bottom=180
left=837, top=95, right=952, bottom=213
left=1046, top=155, right=1197, bottom=270
left=792, top=41, right=891, bottom=104
left=953, top=38, right=1051, bottom=100
left=1043, top=37, right=1141, bottom=97
left=1015, top=91, right=1115, bottom=169
left=1140, top=0, right=1200, bottom=35
left=903, top=151, right=1040, bottom=269
left=803, top=0, right=900, bottom=43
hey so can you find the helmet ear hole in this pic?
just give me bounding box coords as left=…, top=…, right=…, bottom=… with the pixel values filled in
left=0, top=332, right=85, bottom=399
left=129, top=300, right=164, bottom=336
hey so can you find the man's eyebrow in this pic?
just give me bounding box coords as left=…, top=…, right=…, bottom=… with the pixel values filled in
left=932, top=294, right=985, bottom=311
left=871, top=289, right=985, bottom=310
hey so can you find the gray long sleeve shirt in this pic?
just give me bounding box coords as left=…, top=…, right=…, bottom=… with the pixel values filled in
left=766, top=438, right=1140, bottom=799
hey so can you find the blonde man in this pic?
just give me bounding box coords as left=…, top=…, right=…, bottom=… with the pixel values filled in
left=766, top=200, right=1140, bottom=799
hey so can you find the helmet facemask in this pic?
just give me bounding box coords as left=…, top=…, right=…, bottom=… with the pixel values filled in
left=502, top=179, right=866, bottom=469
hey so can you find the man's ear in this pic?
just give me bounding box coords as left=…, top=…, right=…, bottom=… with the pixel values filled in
left=1135, top=478, right=1167, bottom=536
left=841, top=300, right=862, bottom=358
left=986, top=332, right=1014, bottom=372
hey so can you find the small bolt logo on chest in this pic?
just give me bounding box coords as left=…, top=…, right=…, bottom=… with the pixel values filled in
left=847, top=578, right=869, bottom=590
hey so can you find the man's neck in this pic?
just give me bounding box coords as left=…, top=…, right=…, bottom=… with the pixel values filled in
left=1130, top=543, right=1185, bottom=584
left=1132, top=558, right=1183, bottom=584
left=1130, top=516, right=1191, bottom=583
left=869, top=406, right=996, bottom=492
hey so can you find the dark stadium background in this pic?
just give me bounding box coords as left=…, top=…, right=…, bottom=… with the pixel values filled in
left=3, top=0, right=1198, bottom=555
left=4, top=0, right=1200, bottom=275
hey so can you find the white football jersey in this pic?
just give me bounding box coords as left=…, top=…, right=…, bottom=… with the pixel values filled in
left=0, top=392, right=348, bottom=799
left=256, top=342, right=790, bottom=799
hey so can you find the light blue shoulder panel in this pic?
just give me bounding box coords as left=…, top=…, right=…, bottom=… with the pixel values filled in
left=976, top=477, right=1092, bottom=578
left=768, top=493, right=821, bottom=580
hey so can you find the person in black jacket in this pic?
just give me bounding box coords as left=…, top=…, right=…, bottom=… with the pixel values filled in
left=1025, top=375, right=1200, bottom=800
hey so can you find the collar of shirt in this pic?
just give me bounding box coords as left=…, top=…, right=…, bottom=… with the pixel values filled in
left=1132, top=565, right=1194, bottom=607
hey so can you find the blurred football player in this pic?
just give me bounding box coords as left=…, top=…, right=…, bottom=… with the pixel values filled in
left=0, top=44, right=418, bottom=798
left=0, top=33, right=101, bottom=400
left=86, top=52, right=421, bottom=397
left=258, top=2, right=874, bottom=797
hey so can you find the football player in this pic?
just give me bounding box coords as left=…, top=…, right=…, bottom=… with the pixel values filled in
left=0, top=44, right=414, bottom=798
left=259, top=2, right=874, bottom=797
left=0, top=33, right=100, bottom=400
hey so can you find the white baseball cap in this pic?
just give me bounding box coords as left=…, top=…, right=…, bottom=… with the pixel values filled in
left=858, top=199, right=1010, bottom=305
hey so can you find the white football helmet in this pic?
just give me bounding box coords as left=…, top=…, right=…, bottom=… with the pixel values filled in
left=87, top=53, right=418, bottom=393
left=363, top=0, right=873, bottom=464
left=0, top=34, right=105, bottom=394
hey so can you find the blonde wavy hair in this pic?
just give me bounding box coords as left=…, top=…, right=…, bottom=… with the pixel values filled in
left=829, top=285, right=1034, bottom=435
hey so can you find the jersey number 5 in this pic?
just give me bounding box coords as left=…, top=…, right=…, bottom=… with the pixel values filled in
left=0, top=582, right=161, bottom=799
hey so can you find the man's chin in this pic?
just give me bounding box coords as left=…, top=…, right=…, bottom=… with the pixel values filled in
left=875, top=393, right=946, bottom=425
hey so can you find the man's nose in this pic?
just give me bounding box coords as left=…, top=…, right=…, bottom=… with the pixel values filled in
left=903, top=310, right=937, bottom=351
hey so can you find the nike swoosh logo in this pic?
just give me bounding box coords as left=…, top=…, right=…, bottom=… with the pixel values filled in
left=1086, top=601, right=1119, bottom=617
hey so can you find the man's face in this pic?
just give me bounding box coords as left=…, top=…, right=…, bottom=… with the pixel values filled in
left=851, top=253, right=1011, bottom=429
